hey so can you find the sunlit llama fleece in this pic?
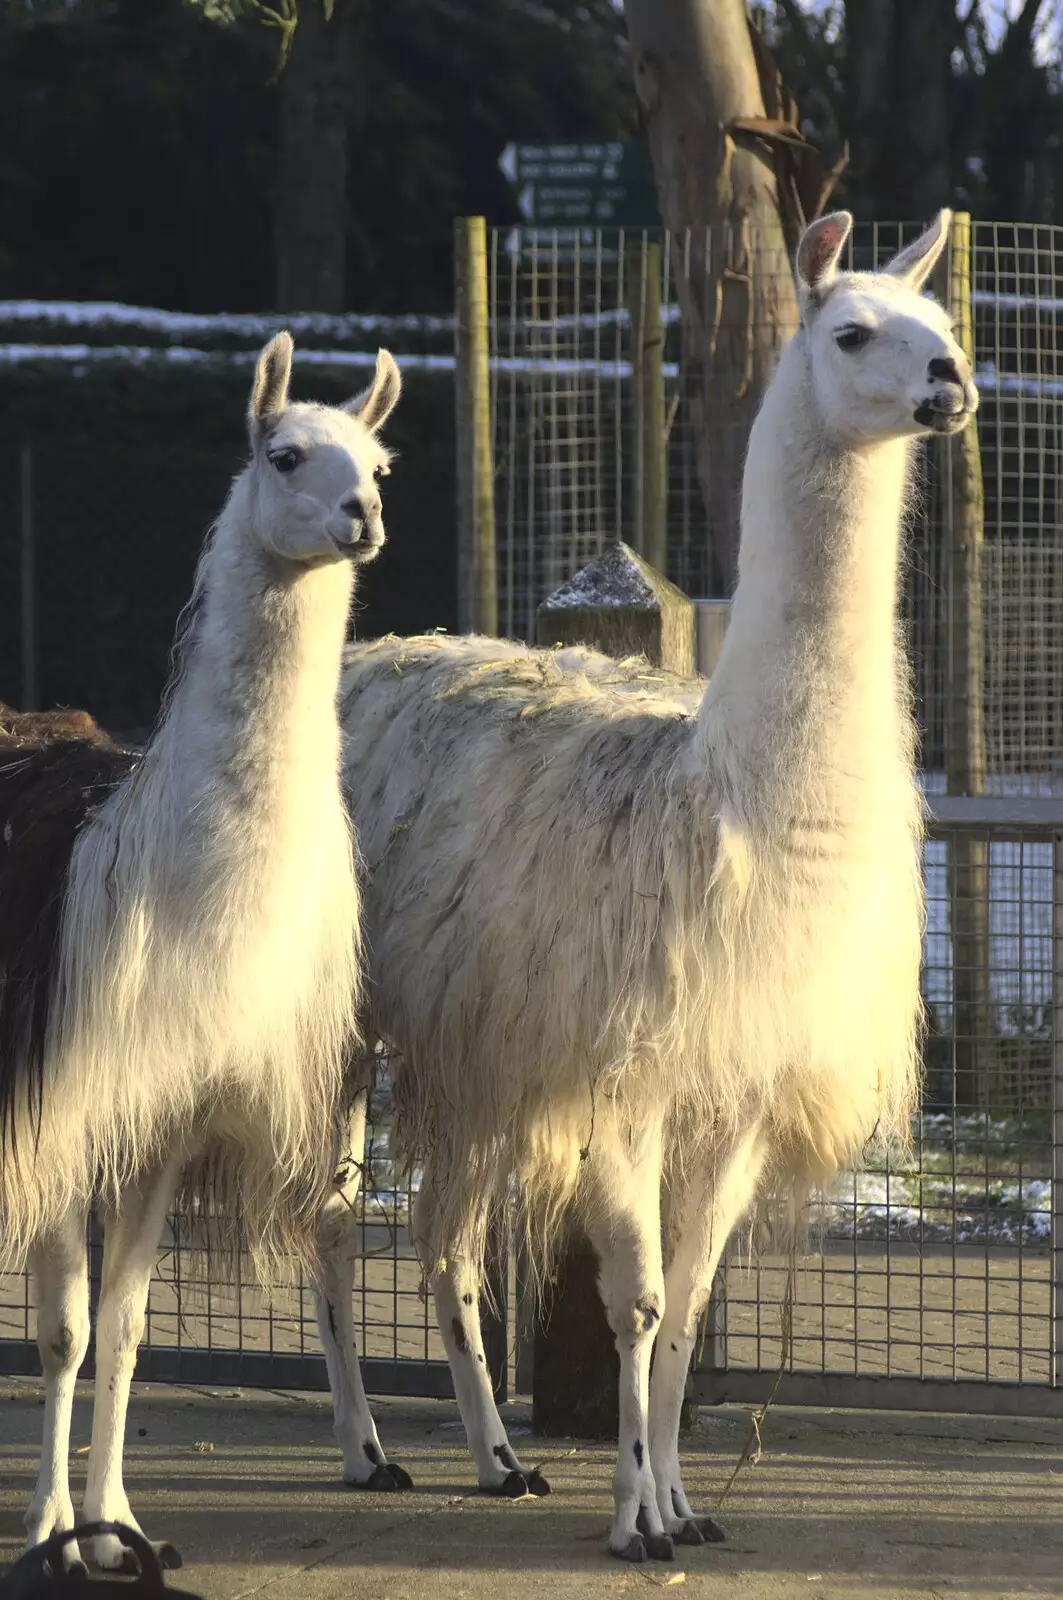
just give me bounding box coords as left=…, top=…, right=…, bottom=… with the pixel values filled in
left=316, top=211, right=979, bottom=1558
left=0, top=334, right=401, bottom=1571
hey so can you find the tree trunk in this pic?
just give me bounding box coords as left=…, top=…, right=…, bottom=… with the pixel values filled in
left=623, top=0, right=800, bottom=593
left=844, top=0, right=895, bottom=214
left=844, top=0, right=955, bottom=219
left=275, top=0, right=353, bottom=312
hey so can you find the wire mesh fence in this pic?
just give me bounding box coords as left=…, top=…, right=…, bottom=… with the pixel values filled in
left=489, top=220, right=1063, bottom=791
left=0, top=1078, right=477, bottom=1399
left=3, top=219, right=1063, bottom=1414
left=693, top=817, right=1062, bottom=1415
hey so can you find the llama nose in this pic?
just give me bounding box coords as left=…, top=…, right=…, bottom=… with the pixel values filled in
left=929, top=356, right=963, bottom=386
left=341, top=492, right=381, bottom=524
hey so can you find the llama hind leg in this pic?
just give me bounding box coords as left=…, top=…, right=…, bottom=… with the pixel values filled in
left=582, top=1110, right=670, bottom=1563
left=649, top=1124, right=767, bottom=1545
left=412, top=1175, right=549, bottom=1498
left=24, top=1210, right=91, bottom=1572
left=81, top=1157, right=185, bottom=1573
left=313, top=1091, right=412, bottom=1491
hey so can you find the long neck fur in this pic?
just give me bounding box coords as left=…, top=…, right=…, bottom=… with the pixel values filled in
left=150, top=470, right=354, bottom=858
left=696, top=330, right=916, bottom=836
left=673, top=329, right=923, bottom=1184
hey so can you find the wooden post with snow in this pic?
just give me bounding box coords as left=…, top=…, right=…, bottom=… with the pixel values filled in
left=939, top=213, right=988, bottom=1107
left=454, top=216, right=498, bottom=636
left=537, top=542, right=695, bottom=675
left=531, top=542, right=694, bottom=1436
left=624, top=239, right=668, bottom=574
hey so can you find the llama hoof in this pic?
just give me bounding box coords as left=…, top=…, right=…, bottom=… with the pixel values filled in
left=359, top=1463, right=412, bottom=1492
left=635, top=1508, right=675, bottom=1562
left=106, top=1546, right=140, bottom=1577
left=645, top=1533, right=675, bottom=1562
left=694, top=1516, right=725, bottom=1544
left=152, top=1540, right=183, bottom=1569
left=523, top=1469, right=551, bottom=1497
left=611, top=1534, right=647, bottom=1563
left=39, top=1548, right=88, bottom=1581
left=488, top=1469, right=534, bottom=1499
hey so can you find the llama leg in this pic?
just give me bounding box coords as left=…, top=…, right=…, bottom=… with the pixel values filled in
left=82, top=1158, right=184, bottom=1572
left=412, top=1174, right=549, bottom=1499
left=649, top=1125, right=767, bottom=1545
left=582, top=1110, right=670, bottom=1562
left=24, top=1210, right=90, bottom=1572
left=313, top=1091, right=413, bottom=1491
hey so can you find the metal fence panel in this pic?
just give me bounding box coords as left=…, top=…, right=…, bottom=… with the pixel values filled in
left=4, top=220, right=1063, bottom=1412
left=0, top=1081, right=504, bottom=1400
left=691, top=813, right=1063, bottom=1416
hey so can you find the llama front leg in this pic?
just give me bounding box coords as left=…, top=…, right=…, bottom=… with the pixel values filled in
left=649, top=1124, right=767, bottom=1545
left=313, top=1091, right=412, bottom=1491
left=582, top=1109, right=671, bottom=1563
left=81, top=1157, right=185, bottom=1573
left=411, top=1173, right=549, bottom=1500
left=24, top=1210, right=91, bottom=1573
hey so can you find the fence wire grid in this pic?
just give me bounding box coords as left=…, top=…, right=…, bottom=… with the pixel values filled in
left=489, top=220, right=1063, bottom=790
left=693, top=819, right=1063, bottom=1416
left=0, top=1077, right=500, bottom=1400
left=2, top=220, right=1062, bottom=1414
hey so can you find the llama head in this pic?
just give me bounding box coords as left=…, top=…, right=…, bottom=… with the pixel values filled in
left=795, top=210, right=979, bottom=443
left=246, top=333, right=401, bottom=568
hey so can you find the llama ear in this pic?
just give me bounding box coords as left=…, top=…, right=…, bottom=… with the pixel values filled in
left=344, top=349, right=401, bottom=432
left=883, top=209, right=951, bottom=291
left=249, top=332, right=293, bottom=436
left=796, top=211, right=853, bottom=302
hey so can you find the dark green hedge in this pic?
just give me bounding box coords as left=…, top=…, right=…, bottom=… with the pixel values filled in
left=0, top=359, right=455, bottom=736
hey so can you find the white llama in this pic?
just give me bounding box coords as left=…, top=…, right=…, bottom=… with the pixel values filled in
left=0, top=333, right=401, bottom=1572
left=314, top=211, right=977, bottom=1558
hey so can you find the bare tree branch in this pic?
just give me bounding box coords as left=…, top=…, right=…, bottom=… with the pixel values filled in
left=1005, top=0, right=1046, bottom=56
left=774, top=0, right=842, bottom=112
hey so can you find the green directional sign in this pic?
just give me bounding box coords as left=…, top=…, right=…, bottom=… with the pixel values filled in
left=498, top=139, right=660, bottom=228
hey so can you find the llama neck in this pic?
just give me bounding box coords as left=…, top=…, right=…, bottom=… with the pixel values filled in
left=149, top=472, right=353, bottom=814
left=696, top=333, right=914, bottom=823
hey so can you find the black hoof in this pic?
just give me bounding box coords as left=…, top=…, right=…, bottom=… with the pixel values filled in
left=523, top=1469, right=551, bottom=1497
left=694, top=1516, right=726, bottom=1544
left=152, top=1540, right=183, bottom=1570
left=612, top=1534, right=646, bottom=1563
left=51, top=1556, right=89, bottom=1582
left=647, top=1533, right=675, bottom=1562
left=486, top=1469, right=532, bottom=1499
left=357, top=1464, right=411, bottom=1492
left=675, top=1519, right=704, bottom=1546
left=111, top=1548, right=140, bottom=1577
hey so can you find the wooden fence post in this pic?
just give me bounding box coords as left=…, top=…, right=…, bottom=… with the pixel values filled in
left=940, top=213, right=989, bottom=1108
left=625, top=239, right=667, bottom=574
left=531, top=542, right=694, bottom=1436
left=454, top=216, right=498, bottom=636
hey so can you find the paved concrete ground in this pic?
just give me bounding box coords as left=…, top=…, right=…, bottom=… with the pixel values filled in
left=2, top=1377, right=1061, bottom=1600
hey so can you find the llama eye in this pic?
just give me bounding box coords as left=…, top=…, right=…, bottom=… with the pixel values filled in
left=835, top=325, right=873, bottom=352
left=269, top=448, right=302, bottom=474
left=373, top=464, right=388, bottom=481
